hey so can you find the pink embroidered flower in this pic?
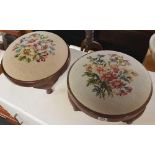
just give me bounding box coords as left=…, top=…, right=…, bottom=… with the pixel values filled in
left=111, top=79, right=124, bottom=89
left=96, top=66, right=104, bottom=74
left=101, top=72, right=117, bottom=81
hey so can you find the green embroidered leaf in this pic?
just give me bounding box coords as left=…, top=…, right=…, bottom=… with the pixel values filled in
left=16, top=48, right=21, bottom=53
left=27, top=58, right=31, bottom=63
left=92, top=85, right=102, bottom=98
left=120, top=76, right=130, bottom=83
left=19, top=56, right=26, bottom=61
left=86, top=78, right=99, bottom=87
left=15, top=54, right=19, bottom=58
left=101, top=91, right=105, bottom=98
left=33, top=54, right=37, bottom=60
left=83, top=72, right=100, bottom=80
left=100, top=81, right=112, bottom=97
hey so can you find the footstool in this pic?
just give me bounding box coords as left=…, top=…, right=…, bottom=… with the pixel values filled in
left=1, top=31, right=70, bottom=94
left=67, top=50, right=153, bottom=124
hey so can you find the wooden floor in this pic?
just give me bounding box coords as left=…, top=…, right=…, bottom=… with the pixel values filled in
left=143, top=50, right=155, bottom=72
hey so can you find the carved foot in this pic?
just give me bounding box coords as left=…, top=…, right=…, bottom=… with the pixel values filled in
left=72, top=104, right=80, bottom=111
left=123, top=120, right=133, bottom=124
left=122, top=107, right=146, bottom=124
left=46, top=88, right=53, bottom=94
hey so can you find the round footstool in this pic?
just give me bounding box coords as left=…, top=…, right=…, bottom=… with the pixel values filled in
left=67, top=50, right=152, bottom=123
left=1, top=31, right=70, bottom=94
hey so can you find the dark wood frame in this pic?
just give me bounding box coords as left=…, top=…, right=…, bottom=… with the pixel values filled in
left=0, top=105, right=20, bottom=125
left=1, top=46, right=70, bottom=94
left=67, top=52, right=153, bottom=124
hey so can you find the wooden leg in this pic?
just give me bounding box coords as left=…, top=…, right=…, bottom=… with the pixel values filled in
left=70, top=98, right=80, bottom=111
left=124, top=120, right=133, bottom=124
left=68, top=93, right=80, bottom=111
left=72, top=102, right=80, bottom=111
left=33, top=77, right=59, bottom=94
left=46, top=88, right=53, bottom=94
left=122, top=107, right=146, bottom=124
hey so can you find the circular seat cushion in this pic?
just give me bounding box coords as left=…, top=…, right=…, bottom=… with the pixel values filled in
left=67, top=50, right=152, bottom=116
left=2, top=31, right=69, bottom=82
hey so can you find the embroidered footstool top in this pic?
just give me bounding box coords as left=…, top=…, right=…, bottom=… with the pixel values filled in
left=2, top=31, right=69, bottom=83
left=67, top=50, right=152, bottom=121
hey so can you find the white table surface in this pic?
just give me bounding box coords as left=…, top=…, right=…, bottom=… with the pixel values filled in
left=0, top=46, right=155, bottom=125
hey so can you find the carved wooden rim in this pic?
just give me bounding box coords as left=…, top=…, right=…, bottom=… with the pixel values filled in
left=68, top=89, right=152, bottom=122
left=1, top=45, right=70, bottom=87
left=67, top=51, right=153, bottom=122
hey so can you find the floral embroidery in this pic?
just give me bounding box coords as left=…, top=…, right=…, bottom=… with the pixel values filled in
left=82, top=54, right=138, bottom=99
left=13, top=33, right=56, bottom=63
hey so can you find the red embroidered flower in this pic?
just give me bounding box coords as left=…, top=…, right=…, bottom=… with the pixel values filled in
left=101, top=72, right=117, bottom=81
left=111, top=79, right=124, bottom=88
left=96, top=67, right=104, bottom=74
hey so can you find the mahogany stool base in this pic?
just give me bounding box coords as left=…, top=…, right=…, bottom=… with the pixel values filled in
left=68, top=92, right=146, bottom=124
